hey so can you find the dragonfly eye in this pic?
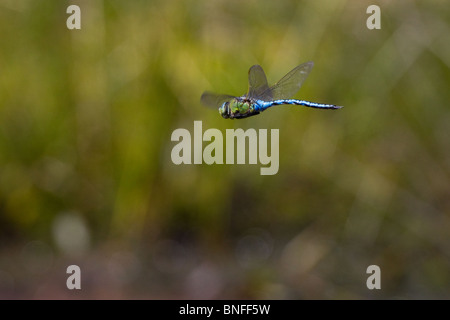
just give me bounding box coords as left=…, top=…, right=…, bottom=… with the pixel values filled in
left=219, top=102, right=230, bottom=119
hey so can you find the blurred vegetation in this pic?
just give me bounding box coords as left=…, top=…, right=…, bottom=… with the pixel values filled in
left=0, top=0, right=450, bottom=299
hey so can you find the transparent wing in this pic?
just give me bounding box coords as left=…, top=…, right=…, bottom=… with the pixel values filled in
left=200, top=91, right=235, bottom=108
left=246, top=65, right=273, bottom=100
left=263, top=61, right=314, bottom=101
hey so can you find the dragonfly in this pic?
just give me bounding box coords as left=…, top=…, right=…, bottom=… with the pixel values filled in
left=201, top=61, right=342, bottom=119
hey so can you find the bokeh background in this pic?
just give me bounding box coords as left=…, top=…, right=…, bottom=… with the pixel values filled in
left=1, top=0, right=450, bottom=299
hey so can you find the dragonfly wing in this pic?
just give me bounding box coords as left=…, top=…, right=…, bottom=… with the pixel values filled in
left=200, top=91, right=235, bottom=108
left=264, top=61, right=314, bottom=100
left=246, top=65, right=273, bottom=100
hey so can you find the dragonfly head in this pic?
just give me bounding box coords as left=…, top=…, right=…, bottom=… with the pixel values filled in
left=219, top=101, right=230, bottom=119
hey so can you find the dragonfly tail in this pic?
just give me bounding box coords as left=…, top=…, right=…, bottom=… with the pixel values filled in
left=260, top=99, right=342, bottom=110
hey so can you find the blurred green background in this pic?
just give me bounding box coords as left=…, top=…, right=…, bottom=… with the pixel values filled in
left=1, top=0, right=450, bottom=299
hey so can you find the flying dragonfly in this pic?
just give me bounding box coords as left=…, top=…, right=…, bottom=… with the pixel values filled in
left=201, top=61, right=342, bottom=119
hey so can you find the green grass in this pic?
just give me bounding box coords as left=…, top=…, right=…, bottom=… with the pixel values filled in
left=0, top=0, right=449, bottom=299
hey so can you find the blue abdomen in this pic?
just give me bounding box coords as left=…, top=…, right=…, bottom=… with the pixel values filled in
left=256, top=99, right=341, bottom=110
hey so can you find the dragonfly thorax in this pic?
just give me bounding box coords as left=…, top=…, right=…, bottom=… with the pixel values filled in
left=219, top=98, right=259, bottom=119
